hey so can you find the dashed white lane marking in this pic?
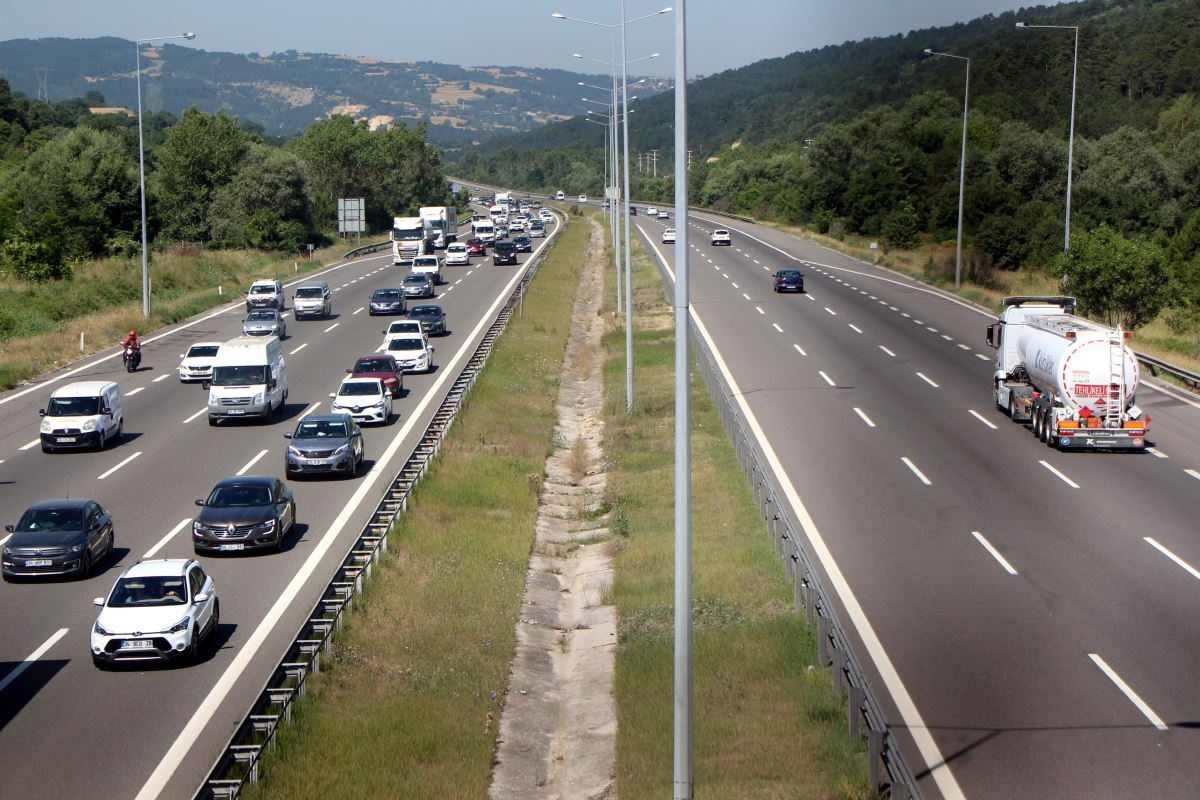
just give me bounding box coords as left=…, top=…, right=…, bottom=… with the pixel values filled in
left=0, top=628, right=69, bottom=695
left=869, top=295, right=877, bottom=300
left=848, top=324, right=863, bottom=334
left=972, top=531, right=1018, bottom=575
left=333, top=287, right=343, bottom=292
left=853, top=407, right=876, bottom=428
left=153, top=375, right=169, bottom=383
left=879, top=346, right=896, bottom=357
left=969, top=410, right=998, bottom=429
left=957, top=343, right=971, bottom=350
left=1146, top=447, right=1167, bottom=459
left=975, top=353, right=990, bottom=361
left=926, top=326, right=938, bottom=332
left=722, top=273, right=729, bottom=279
left=1185, top=469, right=1200, bottom=482
left=183, top=408, right=206, bottom=424
left=98, top=451, right=142, bottom=480
left=445, top=286, right=454, bottom=293
left=824, top=307, right=837, bottom=316
left=915, top=320, right=925, bottom=325
left=19, top=439, right=40, bottom=451
left=805, top=294, right=815, bottom=302
left=1145, top=537, right=1200, bottom=583
left=941, top=334, right=954, bottom=341
left=753, top=259, right=760, bottom=264
left=1039, top=460, right=1080, bottom=489
left=901, top=312, right=911, bottom=318
left=755, top=306, right=765, bottom=315
left=818, top=370, right=836, bottom=387
left=731, top=282, right=739, bottom=289
left=126, top=387, right=144, bottom=397
left=455, top=278, right=463, bottom=285
left=236, top=448, right=269, bottom=476
left=143, top=518, right=193, bottom=559
left=290, top=343, right=308, bottom=355
left=889, top=306, right=899, bottom=311
left=353, top=307, right=364, bottom=315
left=280, top=313, right=290, bottom=319
left=324, top=323, right=340, bottom=333
left=794, top=344, right=807, bottom=356
left=916, top=372, right=940, bottom=388
left=772, top=323, right=783, bottom=333
left=1088, top=654, right=1168, bottom=731
left=901, top=457, right=932, bottom=485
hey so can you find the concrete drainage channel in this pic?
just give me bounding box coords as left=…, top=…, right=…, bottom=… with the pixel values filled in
left=196, top=214, right=567, bottom=800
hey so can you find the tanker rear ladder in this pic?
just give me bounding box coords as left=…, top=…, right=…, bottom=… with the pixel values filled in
left=1107, top=327, right=1126, bottom=429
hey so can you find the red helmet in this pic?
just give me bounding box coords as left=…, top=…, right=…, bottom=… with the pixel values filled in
left=129, top=329, right=137, bottom=337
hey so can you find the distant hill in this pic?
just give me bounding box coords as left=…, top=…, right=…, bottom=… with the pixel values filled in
left=0, top=37, right=670, bottom=146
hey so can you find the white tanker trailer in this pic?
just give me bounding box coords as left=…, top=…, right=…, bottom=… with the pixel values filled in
left=986, top=296, right=1147, bottom=451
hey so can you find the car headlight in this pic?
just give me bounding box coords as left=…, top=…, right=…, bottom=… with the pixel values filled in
left=94, top=620, right=110, bottom=636
left=164, top=617, right=190, bottom=634
left=253, top=519, right=277, bottom=533
left=82, top=420, right=97, bottom=432
left=40, top=419, right=52, bottom=433
left=288, top=445, right=302, bottom=456
left=333, top=443, right=350, bottom=456
left=68, top=543, right=85, bottom=553
left=253, top=392, right=266, bottom=404
left=374, top=398, right=386, bottom=407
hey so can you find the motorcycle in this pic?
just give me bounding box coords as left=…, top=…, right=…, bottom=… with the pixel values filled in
left=123, top=343, right=141, bottom=373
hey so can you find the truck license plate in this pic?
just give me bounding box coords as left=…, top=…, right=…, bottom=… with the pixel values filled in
left=25, top=559, right=52, bottom=567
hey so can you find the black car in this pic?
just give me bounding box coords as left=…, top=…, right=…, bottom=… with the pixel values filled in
left=493, top=240, right=518, bottom=265
left=629, top=205, right=638, bottom=216
left=369, top=288, right=407, bottom=315
left=512, top=235, right=533, bottom=253
left=284, top=414, right=364, bottom=479
left=773, top=269, right=805, bottom=293
left=408, top=304, right=447, bottom=335
left=2, top=499, right=115, bottom=580
left=192, top=476, right=296, bottom=554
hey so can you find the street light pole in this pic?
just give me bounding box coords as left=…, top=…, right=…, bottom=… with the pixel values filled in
left=1017, top=21, right=1079, bottom=250
left=135, top=31, right=195, bottom=319
left=924, top=49, right=969, bottom=289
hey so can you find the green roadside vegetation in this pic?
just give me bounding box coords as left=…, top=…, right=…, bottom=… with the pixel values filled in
left=605, top=234, right=871, bottom=798
left=242, top=213, right=589, bottom=799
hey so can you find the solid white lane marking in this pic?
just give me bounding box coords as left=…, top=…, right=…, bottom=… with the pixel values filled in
left=972, top=531, right=1018, bottom=575
left=324, top=323, right=340, bottom=333
left=353, top=307, right=364, bottom=315
left=916, top=372, right=940, bottom=388
left=0, top=628, right=69, bottom=695
left=19, top=439, right=40, bottom=451
left=879, top=346, right=896, bottom=357
left=755, top=306, right=764, bottom=314
left=901, top=457, right=932, bottom=485
left=97, top=451, right=142, bottom=480
left=1186, top=469, right=1200, bottom=481
left=975, top=353, right=990, bottom=361
left=183, top=408, right=206, bottom=424
left=290, top=343, right=308, bottom=355
left=143, top=518, right=193, bottom=559
left=824, top=307, right=837, bottom=316
left=957, top=343, right=971, bottom=350
left=125, top=387, right=144, bottom=397
left=1039, top=460, right=1080, bottom=489
left=853, top=407, right=876, bottom=428
left=818, top=370, right=836, bottom=387
left=153, top=375, right=169, bottom=383
left=1145, top=537, right=1200, bottom=583
left=772, top=323, right=783, bottom=333
left=969, top=410, right=998, bottom=429
left=793, top=344, right=807, bottom=356
left=1088, top=654, right=1168, bottom=731
left=848, top=324, right=863, bottom=334
left=236, top=449, right=269, bottom=476
left=1146, top=447, right=1168, bottom=458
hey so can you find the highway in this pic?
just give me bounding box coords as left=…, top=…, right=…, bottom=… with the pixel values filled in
left=617, top=204, right=1200, bottom=799
left=0, top=216, right=562, bottom=800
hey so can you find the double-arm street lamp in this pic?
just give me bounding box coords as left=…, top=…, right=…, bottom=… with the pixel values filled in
left=923, top=48, right=969, bottom=289
left=1016, top=21, right=1080, bottom=251
left=135, top=31, right=195, bottom=318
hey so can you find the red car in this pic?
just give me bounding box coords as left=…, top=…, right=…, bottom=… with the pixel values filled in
left=466, top=238, right=486, bottom=256
left=348, top=355, right=404, bottom=398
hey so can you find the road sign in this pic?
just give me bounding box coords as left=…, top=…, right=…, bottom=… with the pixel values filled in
left=337, top=198, right=365, bottom=234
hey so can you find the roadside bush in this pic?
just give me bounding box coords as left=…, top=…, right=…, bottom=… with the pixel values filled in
left=2, top=236, right=70, bottom=281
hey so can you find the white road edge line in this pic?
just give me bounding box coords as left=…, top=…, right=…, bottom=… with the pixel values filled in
left=236, top=449, right=269, bottom=476
left=143, top=518, right=193, bottom=560
left=969, top=410, right=998, bottom=430
left=97, top=451, right=142, bottom=480
left=853, top=407, right=876, bottom=428
left=1087, top=653, right=1168, bottom=731
left=1144, top=537, right=1200, bottom=583
left=1039, top=460, right=1080, bottom=489
left=0, top=628, right=70, bottom=695
left=133, top=207, right=566, bottom=800
left=971, top=531, right=1018, bottom=575
left=901, top=456, right=932, bottom=485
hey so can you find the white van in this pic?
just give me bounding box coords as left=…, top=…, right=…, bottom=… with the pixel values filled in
left=555, top=190, right=565, bottom=201
left=39, top=381, right=123, bottom=452
left=206, top=336, right=287, bottom=425
left=412, top=255, right=444, bottom=285
left=472, top=220, right=495, bottom=243
left=292, top=280, right=332, bottom=320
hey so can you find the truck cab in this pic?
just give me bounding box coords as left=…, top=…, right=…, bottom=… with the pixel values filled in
left=391, top=217, right=431, bottom=265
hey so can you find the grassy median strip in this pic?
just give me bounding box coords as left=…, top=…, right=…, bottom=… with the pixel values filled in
left=605, top=234, right=871, bottom=798
left=244, top=217, right=588, bottom=799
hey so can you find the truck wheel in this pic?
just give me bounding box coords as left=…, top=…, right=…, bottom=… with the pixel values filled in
left=1031, top=409, right=1041, bottom=438
left=1007, top=397, right=1018, bottom=421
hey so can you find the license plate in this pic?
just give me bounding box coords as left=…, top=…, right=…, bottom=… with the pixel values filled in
left=219, top=543, right=244, bottom=551
left=57, top=436, right=76, bottom=443
left=226, top=409, right=246, bottom=415
left=25, top=559, right=52, bottom=567
left=121, top=640, right=154, bottom=649
left=299, top=458, right=325, bottom=465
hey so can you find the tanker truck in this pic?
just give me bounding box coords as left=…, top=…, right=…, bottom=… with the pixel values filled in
left=986, top=296, right=1147, bottom=451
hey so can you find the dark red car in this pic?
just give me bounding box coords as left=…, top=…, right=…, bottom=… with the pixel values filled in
left=348, top=355, right=404, bottom=397
left=466, top=238, right=486, bottom=256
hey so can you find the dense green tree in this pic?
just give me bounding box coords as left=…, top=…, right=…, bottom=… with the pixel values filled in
left=1051, top=224, right=1171, bottom=329
left=153, top=108, right=250, bottom=242
left=209, top=145, right=312, bottom=251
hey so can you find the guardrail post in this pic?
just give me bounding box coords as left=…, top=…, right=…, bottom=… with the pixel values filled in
left=818, top=615, right=831, bottom=666
left=848, top=684, right=864, bottom=739
left=804, top=574, right=815, bottom=623
left=831, top=645, right=846, bottom=701
left=868, top=728, right=884, bottom=791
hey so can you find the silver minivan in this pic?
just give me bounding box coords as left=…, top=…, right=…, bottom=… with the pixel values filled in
left=293, top=281, right=332, bottom=320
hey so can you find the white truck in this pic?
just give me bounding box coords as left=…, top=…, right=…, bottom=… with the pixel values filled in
left=986, top=296, right=1147, bottom=451
left=494, top=192, right=511, bottom=213
left=206, top=336, right=287, bottom=425
left=419, top=206, right=458, bottom=250
left=391, top=216, right=431, bottom=265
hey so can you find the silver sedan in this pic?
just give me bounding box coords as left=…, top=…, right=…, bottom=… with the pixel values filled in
left=242, top=309, right=287, bottom=338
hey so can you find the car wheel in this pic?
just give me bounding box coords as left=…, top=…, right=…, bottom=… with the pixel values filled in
left=105, top=529, right=115, bottom=561
left=92, top=655, right=109, bottom=669
left=207, top=598, right=220, bottom=639
left=78, top=551, right=93, bottom=579
left=41, top=444, right=54, bottom=454
left=1008, top=396, right=1018, bottom=421
left=186, top=624, right=201, bottom=662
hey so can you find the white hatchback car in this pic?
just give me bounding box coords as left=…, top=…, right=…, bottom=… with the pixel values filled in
left=178, top=341, right=223, bottom=383
left=445, top=243, right=470, bottom=266
left=662, top=228, right=676, bottom=244
left=711, top=229, right=732, bottom=246
left=330, top=377, right=392, bottom=424
left=578, top=195, right=588, bottom=203
left=91, top=558, right=218, bottom=667
left=382, top=332, right=434, bottom=374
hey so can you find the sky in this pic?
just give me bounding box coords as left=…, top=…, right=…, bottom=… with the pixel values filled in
left=1, top=0, right=1056, bottom=78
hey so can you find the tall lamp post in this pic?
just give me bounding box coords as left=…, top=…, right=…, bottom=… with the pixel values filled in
left=582, top=81, right=623, bottom=313
left=1016, top=21, right=1079, bottom=251
left=923, top=49, right=969, bottom=289
left=135, top=31, right=195, bottom=319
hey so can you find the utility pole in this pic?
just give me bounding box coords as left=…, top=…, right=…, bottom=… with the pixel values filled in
left=650, top=148, right=659, bottom=177
left=33, top=68, right=50, bottom=102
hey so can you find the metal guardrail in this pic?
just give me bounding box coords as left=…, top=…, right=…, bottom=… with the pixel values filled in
left=341, top=240, right=390, bottom=259
left=1137, top=351, right=1200, bottom=394
left=195, top=211, right=567, bottom=800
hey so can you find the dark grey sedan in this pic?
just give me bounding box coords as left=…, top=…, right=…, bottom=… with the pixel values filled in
left=3, top=498, right=115, bottom=580
left=401, top=273, right=436, bottom=299
left=192, top=476, right=296, bottom=554
left=369, top=288, right=407, bottom=316
left=284, top=413, right=365, bottom=478
left=408, top=304, right=447, bottom=336
left=242, top=308, right=287, bottom=338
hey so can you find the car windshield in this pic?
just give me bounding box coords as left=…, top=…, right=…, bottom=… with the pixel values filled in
left=249, top=285, right=275, bottom=295
left=387, top=339, right=424, bottom=352
left=246, top=310, right=276, bottom=321
left=207, top=484, right=273, bottom=507
left=467, top=239, right=482, bottom=246
left=107, top=575, right=189, bottom=607
left=448, top=245, right=466, bottom=252
left=211, top=365, right=269, bottom=385
left=514, top=237, right=530, bottom=244
left=295, top=287, right=323, bottom=298
left=372, top=289, right=401, bottom=300
left=403, top=276, right=427, bottom=285
left=46, top=396, right=100, bottom=416
left=410, top=307, right=439, bottom=318
left=187, top=345, right=220, bottom=358
left=339, top=382, right=381, bottom=396
left=393, top=226, right=423, bottom=241
left=17, top=507, right=84, bottom=532
left=355, top=358, right=394, bottom=373
left=294, top=419, right=350, bottom=438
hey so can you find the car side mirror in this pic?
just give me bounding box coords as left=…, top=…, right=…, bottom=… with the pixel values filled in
left=202, top=381, right=211, bottom=390
left=179, top=354, right=185, bottom=359
left=194, top=499, right=206, bottom=507
left=38, top=409, right=46, bottom=417
left=283, top=432, right=292, bottom=439
left=194, top=593, right=209, bottom=604
left=93, top=597, right=105, bottom=606
left=4, top=524, right=12, bottom=533
left=346, top=368, right=353, bottom=373
left=986, top=323, right=1000, bottom=349
left=329, top=393, right=336, bottom=399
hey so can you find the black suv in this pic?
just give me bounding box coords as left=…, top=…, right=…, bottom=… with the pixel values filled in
left=493, top=240, right=518, bottom=265
left=773, top=269, right=805, bottom=293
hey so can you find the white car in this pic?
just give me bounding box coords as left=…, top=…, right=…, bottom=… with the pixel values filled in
left=178, top=342, right=222, bottom=383
left=657, top=210, right=670, bottom=220
left=91, top=558, right=218, bottom=667
left=445, top=243, right=470, bottom=266
left=510, top=218, right=526, bottom=232
left=330, top=377, right=392, bottom=424
left=662, top=228, right=676, bottom=244
left=646, top=207, right=659, bottom=216
left=711, top=229, right=732, bottom=246
left=382, top=332, right=434, bottom=374
left=412, top=255, right=444, bottom=285
left=539, top=210, right=555, bottom=224
left=555, top=190, right=566, bottom=200
left=578, top=195, right=588, bottom=203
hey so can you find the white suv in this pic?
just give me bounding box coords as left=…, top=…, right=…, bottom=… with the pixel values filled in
left=710, top=229, right=731, bottom=246
left=91, top=559, right=218, bottom=667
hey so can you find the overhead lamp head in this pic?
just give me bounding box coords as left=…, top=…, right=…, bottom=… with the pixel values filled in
left=660, top=7, right=673, bottom=13
left=923, top=48, right=933, bottom=54
left=573, top=53, right=583, bottom=59
left=184, top=32, right=196, bottom=40
left=1015, top=21, right=1026, bottom=28
left=552, top=12, right=566, bottom=19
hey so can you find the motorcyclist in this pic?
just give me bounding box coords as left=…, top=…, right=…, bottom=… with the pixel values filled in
left=121, top=329, right=141, bottom=368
